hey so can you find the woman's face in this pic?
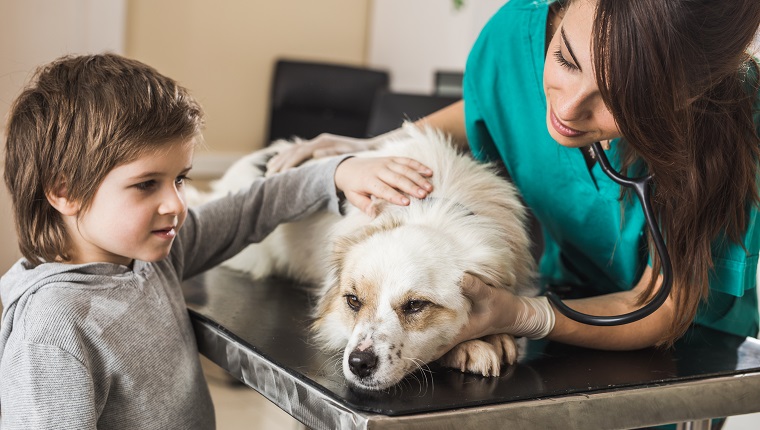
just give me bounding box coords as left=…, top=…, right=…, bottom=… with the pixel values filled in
left=543, top=0, right=621, bottom=148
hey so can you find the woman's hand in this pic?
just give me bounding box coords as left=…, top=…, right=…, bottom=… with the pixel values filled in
left=267, top=133, right=374, bottom=173
left=448, top=274, right=556, bottom=351
left=267, top=100, right=469, bottom=174
left=334, top=156, right=433, bottom=216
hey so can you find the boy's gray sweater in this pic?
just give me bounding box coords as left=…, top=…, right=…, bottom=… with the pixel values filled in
left=0, top=158, right=343, bottom=429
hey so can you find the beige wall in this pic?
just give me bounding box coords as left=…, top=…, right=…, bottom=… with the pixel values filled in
left=125, top=0, right=372, bottom=157
left=0, top=165, right=20, bottom=274
left=0, top=1, right=126, bottom=274
left=0, top=1, right=370, bottom=272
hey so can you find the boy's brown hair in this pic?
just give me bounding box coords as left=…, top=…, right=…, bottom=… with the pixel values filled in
left=3, top=53, right=204, bottom=266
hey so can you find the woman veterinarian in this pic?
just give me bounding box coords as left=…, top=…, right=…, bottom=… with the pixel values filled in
left=267, top=0, right=760, bottom=352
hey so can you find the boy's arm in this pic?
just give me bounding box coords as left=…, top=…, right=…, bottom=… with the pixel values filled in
left=173, top=156, right=347, bottom=279
left=2, top=342, right=98, bottom=429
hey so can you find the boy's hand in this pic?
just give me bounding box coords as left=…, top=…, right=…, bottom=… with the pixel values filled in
left=334, top=157, right=433, bottom=216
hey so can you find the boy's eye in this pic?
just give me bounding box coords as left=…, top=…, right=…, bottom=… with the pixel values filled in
left=175, top=175, right=191, bottom=186
left=134, top=180, right=157, bottom=191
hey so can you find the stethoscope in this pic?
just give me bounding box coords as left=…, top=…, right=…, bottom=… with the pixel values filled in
left=544, top=142, right=673, bottom=326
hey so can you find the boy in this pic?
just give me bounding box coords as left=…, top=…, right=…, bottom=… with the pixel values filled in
left=0, top=53, right=432, bottom=429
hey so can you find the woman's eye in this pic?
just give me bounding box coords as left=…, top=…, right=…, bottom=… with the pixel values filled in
left=345, top=294, right=362, bottom=311
left=553, top=48, right=578, bottom=71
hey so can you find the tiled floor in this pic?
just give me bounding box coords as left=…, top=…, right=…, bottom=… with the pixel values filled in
left=202, top=355, right=760, bottom=429
left=726, top=413, right=760, bottom=430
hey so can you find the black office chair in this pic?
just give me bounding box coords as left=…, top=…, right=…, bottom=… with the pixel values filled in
left=365, top=90, right=459, bottom=137
left=266, top=59, right=390, bottom=143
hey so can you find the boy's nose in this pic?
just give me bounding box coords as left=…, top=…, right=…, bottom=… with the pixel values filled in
left=158, top=187, right=186, bottom=215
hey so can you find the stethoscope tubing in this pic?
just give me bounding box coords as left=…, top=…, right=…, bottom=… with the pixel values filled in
left=545, top=142, right=673, bottom=326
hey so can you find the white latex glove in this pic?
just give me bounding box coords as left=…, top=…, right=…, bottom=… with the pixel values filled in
left=455, top=273, right=556, bottom=344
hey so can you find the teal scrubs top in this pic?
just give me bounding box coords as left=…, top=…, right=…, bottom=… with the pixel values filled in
left=463, top=0, right=760, bottom=338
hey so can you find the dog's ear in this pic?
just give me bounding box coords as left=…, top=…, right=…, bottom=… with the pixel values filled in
left=331, top=215, right=402, bottom=261
left=310, top=273, right=356, bottom=352
left=462, top=268, right=514, bottom=290
left=311, top=275, right=342, bottom=330
left=312, top=232, right=353, bottom=329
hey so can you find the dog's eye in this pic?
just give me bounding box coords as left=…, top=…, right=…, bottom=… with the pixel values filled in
left=345, top=294, right=362, bottom=311
left=402, top=300, right=430, bottom=314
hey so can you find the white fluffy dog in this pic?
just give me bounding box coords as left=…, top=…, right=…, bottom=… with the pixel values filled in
left=202, top=124, right=535, bottom=390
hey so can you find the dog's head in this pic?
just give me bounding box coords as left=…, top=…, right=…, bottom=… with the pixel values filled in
left=311, top=213, right=499, bottom=390
left=310, top=126, right=534, bottom=390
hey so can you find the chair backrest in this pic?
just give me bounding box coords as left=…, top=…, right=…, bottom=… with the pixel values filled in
left=267, top=59, right=390, bottom=143
left=434, top=70, right=464, bottom=98
left=366, top=90, right=459, bottom=137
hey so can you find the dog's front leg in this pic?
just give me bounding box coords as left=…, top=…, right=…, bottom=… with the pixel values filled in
left=482, top=333, right=519, bottom=366
left=437, top=333, right=518, bottom=377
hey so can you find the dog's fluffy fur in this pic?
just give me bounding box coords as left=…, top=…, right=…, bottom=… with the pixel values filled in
left=199, top=124, right=535, bottom=390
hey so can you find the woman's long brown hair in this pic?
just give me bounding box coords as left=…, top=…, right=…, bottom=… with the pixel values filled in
left=591, top=0, right=760, bottom=345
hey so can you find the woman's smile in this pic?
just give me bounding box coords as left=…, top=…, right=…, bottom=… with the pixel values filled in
left=550, top=109, right=587, bottom=137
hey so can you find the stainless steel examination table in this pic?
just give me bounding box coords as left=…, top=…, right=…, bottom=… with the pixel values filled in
left=182, top=268, right=760, bottom=430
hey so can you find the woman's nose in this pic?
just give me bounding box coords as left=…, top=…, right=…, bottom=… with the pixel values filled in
left=554, top=91, right=595, bottom=122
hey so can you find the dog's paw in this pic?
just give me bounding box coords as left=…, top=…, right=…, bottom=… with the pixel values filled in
left=482, top=333, right=518, bottom=365
left=438, top=339, right=502, bottom=377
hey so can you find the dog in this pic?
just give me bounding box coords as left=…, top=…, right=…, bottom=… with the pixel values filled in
left=198, top=124, right=535, bottom=390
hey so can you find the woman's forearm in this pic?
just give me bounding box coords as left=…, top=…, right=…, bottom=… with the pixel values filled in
left=414, top=99, right=468, bottom=151
left=547, top=267, right=675, bottom=350
left=455, top=267, right=675, bottom=354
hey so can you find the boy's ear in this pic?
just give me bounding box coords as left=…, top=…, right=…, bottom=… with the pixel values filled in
left=45, top=181, right=80, bottom=216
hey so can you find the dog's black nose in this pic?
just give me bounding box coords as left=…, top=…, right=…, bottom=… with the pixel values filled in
left=348, top=350, right=378, bottom=378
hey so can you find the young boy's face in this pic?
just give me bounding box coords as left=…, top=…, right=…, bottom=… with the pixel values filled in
left=68, top=138, right=195, bottom=266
